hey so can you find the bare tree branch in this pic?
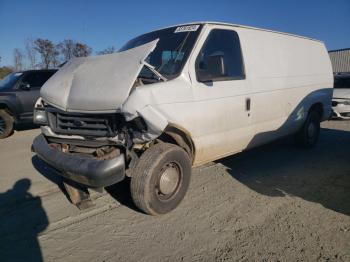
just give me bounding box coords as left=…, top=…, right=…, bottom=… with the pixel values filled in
left=13, top=48, right=24, bottom=71
left=25, top=38, right=37, bottom=69
left=97, top=46, right=117, bottom=55
left=33, top=38, right=59, bottom=69
left=72, top=42, right=92, bottom=57
left=57, top=39, right=75, bottom=61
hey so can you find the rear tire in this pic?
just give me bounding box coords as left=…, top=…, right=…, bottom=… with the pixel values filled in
left=130, top=143, right=191, bottom=215
left=295, top=110, right=321, bottom=148
left=0, top=110, right=14, bottom=139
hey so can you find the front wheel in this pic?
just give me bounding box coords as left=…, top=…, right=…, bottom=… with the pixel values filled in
left=295, top=110, right=321, bottom=148
left=0, top=110, right=14, bottom=139
left=130, top=143, right=191, bottom=215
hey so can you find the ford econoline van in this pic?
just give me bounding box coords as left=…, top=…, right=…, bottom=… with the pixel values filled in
left=32, top=22, right=333, bottom=215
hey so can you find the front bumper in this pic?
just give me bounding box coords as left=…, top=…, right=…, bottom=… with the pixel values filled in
left=32, top=134, right=125, bottom=187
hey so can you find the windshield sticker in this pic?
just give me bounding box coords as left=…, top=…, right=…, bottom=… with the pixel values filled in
left=174, top=25, right=200, bottom=33
left=14, top=73, right=23, bottom=76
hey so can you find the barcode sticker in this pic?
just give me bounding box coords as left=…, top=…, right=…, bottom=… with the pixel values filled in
left=174, top=25, right=200, bottom=33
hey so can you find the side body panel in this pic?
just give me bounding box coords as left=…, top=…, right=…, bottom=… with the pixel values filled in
left=186, top=25, right=253, bottom=166
left=240, top=28, right=333, bottom=148
left=126, top=24, right=333, bottom=166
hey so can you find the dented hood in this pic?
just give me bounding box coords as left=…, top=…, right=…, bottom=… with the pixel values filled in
left=41, top=40, right=158, bottom=113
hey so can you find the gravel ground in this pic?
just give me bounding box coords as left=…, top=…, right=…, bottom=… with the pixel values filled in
left=0, top=120, right=349, bottom=262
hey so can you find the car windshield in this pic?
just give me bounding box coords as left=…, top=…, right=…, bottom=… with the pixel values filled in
left=119, top=25, right=202, bottom=79
left=0, top=72, right=22, bottom=90
left=334, top=76, right=350, bottom=89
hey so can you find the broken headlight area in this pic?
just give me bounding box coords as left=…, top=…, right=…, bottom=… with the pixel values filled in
left=42, top=104, right=154, bottom=150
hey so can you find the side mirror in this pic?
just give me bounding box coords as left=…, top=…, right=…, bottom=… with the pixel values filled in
left=197, top=52, right=226, bottom=82
left=20, top=82, right=31, bottom=90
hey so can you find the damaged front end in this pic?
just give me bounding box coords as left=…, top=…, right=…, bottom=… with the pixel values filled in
left=31, top=25, right=201, bottom=210
left=31, top=96, right=162, bottom=208
left=31, top=40, right=168, bottom=207
left=32, top=98, right=158, bottom=186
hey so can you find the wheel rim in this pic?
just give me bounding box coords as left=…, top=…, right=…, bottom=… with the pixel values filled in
left=158, top=162, right=181, bottom=197
left=0, top=116, right=6, bottom=135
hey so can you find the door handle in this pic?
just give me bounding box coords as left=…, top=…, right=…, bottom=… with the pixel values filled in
left=246, top=98, right=251, bottom=111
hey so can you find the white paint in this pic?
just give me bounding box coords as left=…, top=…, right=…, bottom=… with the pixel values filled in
left=40, top=22, right=334, bottom=167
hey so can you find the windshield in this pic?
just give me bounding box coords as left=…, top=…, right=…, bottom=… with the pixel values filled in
left=0, top=72, right=22, bottom=90
left=119, top=25, right=202, bottom=79
left=334, top=76, right=350, bottom=89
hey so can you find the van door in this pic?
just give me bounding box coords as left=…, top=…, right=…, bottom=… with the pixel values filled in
left=189, top=28, right=252, bottom=165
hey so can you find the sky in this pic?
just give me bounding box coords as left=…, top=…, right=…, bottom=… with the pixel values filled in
left=0, top=0, right=349, bottom=66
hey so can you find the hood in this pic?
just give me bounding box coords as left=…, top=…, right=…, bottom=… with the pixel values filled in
left=41, top=40, right=158, bottom=113
left=333, top=88, right=350, bottom=99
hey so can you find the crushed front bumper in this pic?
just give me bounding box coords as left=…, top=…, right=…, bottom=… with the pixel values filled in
left=32, top=134, right=125, bottom=187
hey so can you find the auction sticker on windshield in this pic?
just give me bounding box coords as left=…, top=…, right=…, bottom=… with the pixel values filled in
left=174, top=25, right=200, bottom=33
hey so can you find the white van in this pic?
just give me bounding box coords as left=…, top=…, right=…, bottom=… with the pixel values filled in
left=32, top=22, right=333, bottom=215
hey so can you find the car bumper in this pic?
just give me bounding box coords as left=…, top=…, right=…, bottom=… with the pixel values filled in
left=32, top=134, right=125, bottom=188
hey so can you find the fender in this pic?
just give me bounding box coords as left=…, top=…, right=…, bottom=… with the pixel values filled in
left=0, top=93, right=20, bottom=121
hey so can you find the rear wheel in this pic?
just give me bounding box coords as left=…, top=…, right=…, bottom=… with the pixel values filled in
left=295, top=110, right=321, bottom=148
left=130, top=143, right=191, bottom=215
left=0, top=110, right=14, bottom=139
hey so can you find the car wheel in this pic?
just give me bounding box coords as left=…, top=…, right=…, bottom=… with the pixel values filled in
left=130, top=143, right=191, bottom=215
left=295, top=110, right=321, bottom=148
left=0, top=110, right=14, bottom=139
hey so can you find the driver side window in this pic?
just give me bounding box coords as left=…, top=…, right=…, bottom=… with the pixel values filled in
left=196, top=29, right=245, bottom=81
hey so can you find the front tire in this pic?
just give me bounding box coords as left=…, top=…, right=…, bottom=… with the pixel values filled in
left=0, top=110, right=14, bottom=139
left=295, top=110, right=321, bottom=148
left=130, top=143, right=191, bottom=215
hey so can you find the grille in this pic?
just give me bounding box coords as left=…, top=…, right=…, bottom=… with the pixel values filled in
left=47, top=109, right=118, bottom=137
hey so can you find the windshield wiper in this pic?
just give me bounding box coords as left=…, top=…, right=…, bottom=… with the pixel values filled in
left=141, top=61, right=167, bottom=82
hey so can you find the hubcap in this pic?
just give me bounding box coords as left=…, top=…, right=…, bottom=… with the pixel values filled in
left=159, top=163, right=180, bottom=195
left=0, top=117, right=5, bottom=135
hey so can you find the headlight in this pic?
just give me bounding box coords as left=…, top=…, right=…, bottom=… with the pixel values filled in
left=33, top=108, right=48, bottom=125
left=33, top=97, right=47, bottom=125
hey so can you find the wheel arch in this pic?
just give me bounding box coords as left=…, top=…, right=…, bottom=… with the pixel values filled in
left=0, top=103, right=16, bottom=119
left=157, top=124, right=196, bottom=164
left=308, top=102, right=324, bottom=118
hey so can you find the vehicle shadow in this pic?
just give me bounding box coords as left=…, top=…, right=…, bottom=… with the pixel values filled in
left=105, top=177, right=139, bottom=212
left=14, top=122, right=39, bottom=131
left=32, top=155, right=140, bottom=212
left=219, top=127, right=350, bottom=216
left=31, top=155, right=69, bottom=199
left=0, top=179, right=48, bottom=261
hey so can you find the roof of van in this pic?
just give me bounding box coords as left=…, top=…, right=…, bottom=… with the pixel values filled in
left=160, top=21, right=323, bottom=43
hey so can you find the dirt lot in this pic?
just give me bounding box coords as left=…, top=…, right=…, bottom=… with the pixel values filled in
left=0, top=121, right=349, bottom=262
